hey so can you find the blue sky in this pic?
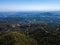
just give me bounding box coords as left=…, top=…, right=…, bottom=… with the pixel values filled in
left=0, top=0, right=60, bottom=11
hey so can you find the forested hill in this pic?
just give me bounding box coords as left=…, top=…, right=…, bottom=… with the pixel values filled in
left=0, top=11, right=60, bottom=45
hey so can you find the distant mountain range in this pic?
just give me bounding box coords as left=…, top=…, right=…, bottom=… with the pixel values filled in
left=0, top=11, right=60, bottom=24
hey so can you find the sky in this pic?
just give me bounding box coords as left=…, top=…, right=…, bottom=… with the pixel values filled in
left=0, top=0, right=60, bottom=11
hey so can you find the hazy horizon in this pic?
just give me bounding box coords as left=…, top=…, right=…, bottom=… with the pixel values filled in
left=0, top=0, right=60, bottom=11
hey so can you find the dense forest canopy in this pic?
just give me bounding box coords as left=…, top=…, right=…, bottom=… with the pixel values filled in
left=0, top=12, right=60, bottom=45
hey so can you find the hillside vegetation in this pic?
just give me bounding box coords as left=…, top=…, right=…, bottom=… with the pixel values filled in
left=0, top=31, right=38, bottom=45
